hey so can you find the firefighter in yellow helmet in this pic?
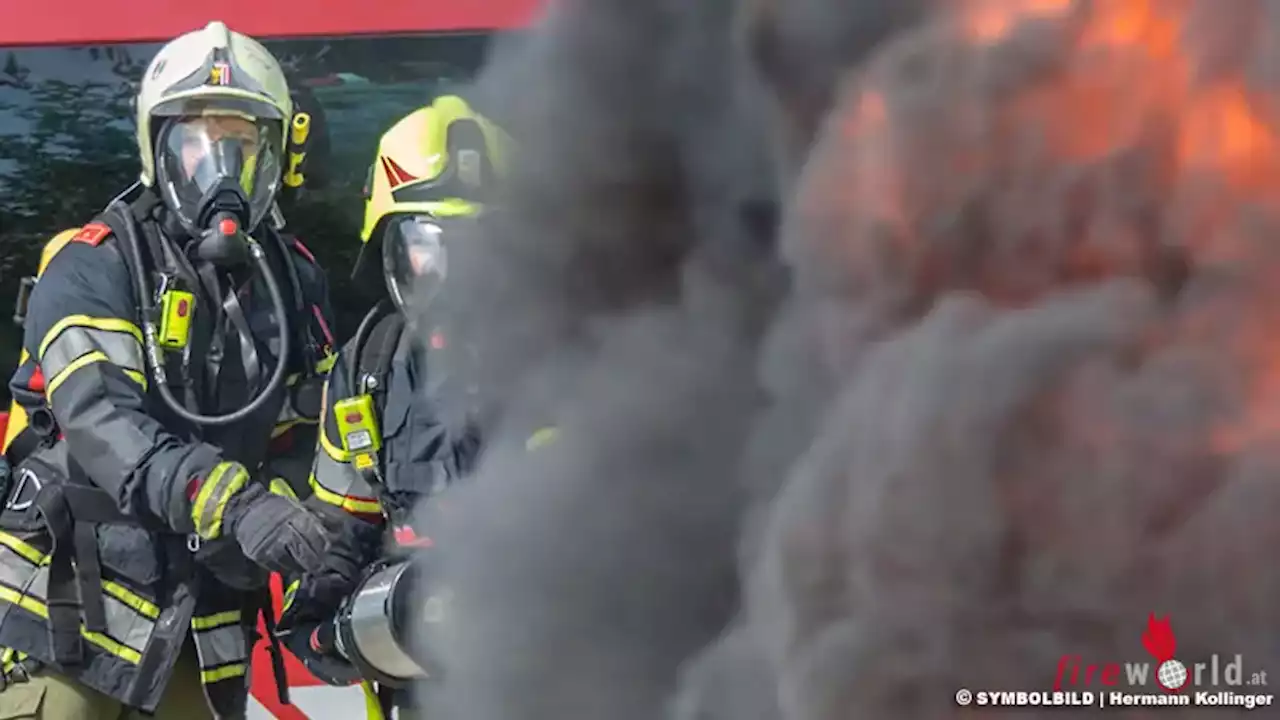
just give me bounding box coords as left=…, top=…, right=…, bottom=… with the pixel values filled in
left=273, top=94, right=508, bottom=718
left=0, top=21, right=352, bottom=718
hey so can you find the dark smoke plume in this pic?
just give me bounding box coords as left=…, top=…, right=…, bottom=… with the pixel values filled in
left=412, top=0, right=783, bottom=717
left=688, top=0, right=1280, bottom=718
left=411, top=0, right=1280, bottom=718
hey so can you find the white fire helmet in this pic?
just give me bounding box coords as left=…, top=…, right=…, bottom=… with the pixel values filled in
left=135, top=21, right=292, bottom=233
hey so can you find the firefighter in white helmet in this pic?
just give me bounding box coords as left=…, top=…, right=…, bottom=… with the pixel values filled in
left=0, top=21, right=360, bottom=718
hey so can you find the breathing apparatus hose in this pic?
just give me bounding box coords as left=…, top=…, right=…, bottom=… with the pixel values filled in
left=348, top=299, right=394, bottom=391
left=114, top=201, right=291, bottom=426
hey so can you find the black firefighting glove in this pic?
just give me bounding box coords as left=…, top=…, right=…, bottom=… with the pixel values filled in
left=279, top=497, right=381, bottom=628
left=194, top=536, right=269, bottom=591
left=190, top=462, right=334, bottom=577
left=280, top=618, right=363, bottom=686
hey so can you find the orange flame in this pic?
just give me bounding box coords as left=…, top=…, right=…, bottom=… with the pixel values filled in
left=814, top=0, right=1280, bottom=445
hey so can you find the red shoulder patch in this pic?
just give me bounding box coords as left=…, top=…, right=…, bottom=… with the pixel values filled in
left=71, top=222, right=111, bottom=246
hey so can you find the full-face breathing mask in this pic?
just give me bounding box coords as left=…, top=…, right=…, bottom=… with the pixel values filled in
left=155, top=114, right=282, bottom=262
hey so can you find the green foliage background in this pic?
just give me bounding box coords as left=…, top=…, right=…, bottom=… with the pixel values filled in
left=0, top=35, right=489, bottom=404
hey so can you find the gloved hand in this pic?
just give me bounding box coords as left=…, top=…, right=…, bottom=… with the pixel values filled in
left=279, top=619, right=362, bottom=686
left=279, top=497, right=381, bottom=627
left=194, top=536, right=268, bottom=591
left=190, top=461, right=335, bottom=577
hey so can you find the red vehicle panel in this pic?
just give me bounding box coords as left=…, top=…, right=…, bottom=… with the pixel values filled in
left=0, top=0, right=543, bottom=46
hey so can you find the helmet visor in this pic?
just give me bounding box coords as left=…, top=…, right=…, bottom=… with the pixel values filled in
left=154, top=114, right=281, bottom=232
left=384, top=216, right=448, bottom=313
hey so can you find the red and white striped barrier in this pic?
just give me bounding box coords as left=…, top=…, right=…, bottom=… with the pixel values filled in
left=247, top=574, right=370, bottom=719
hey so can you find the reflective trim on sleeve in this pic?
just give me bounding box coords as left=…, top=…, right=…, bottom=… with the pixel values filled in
left=37, top=315, right=143, bottom=360
left=192, top=610, right=248, bottom=684
left=191, top=462, right=250, bottom=541
left=45, top=351, right=147, bottom=397
left=267, top=477, right=297, bottom=500
left=38, top=316, right=147, bottom=396
left=40, top=324, right=144, bottom=381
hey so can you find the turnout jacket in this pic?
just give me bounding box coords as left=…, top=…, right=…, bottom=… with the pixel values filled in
left=307, top=311, right=478, bottom=541
left=0, top=195, right=336, bottom=716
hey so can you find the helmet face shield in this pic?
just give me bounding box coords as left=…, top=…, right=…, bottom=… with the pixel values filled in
left=383, top=216, right=449, bottom=314
left=154, top=112, right=282, bottom=232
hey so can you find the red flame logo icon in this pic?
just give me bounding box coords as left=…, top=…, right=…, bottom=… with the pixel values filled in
left=1142, top=614, right=1189, bottom=693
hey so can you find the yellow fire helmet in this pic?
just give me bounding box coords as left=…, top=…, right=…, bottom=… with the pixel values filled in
left=354, top=94, right=509, bottom=280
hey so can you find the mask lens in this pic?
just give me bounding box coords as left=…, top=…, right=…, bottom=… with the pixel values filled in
left=385, top=217, right=447, bottom=311
left=155, top=114, right=281, bottom=231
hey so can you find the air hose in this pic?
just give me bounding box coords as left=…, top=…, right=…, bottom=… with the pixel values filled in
left=114, top=201, right=291, bottom=426
left=347, top=298, right=394, bottom=391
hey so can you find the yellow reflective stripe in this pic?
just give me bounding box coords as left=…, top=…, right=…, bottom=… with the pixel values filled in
left=268, top=477, right=297, bottom=500
left=362, top=681, right=387, bottom=720
left=39, top=229, right=80, bottom=275
left=191, top=463, right=229, bottom=534
left=282, top=579, right=301, bottom=613
left=0, top=585, right=142, bottom=664
left=105, top=582, right=160, bottom=620
left=45, top=351, right=146, bottom=396
left=191, top=463, right=250, bottom=540
left=0, top=647, right=23, bottom=675
left=319, top=421, right=350, bottom=461
left=200, top=663, right=247, bottom=683
left=191, top=611, right=240, bottom=631
left=0, top=532, right=44, bottom=566
left=47, top=351, right=105, bottom=396
left=0, top=532, right=159, bottom=618
left=41, top=325, right=144, bottom=381
left=271, top=416, right=317, bottom=437
left=311, top=450, right=378, bottom=504
left=309, top=474, right=381, bottom=515
left=316, top=352, right=337, bottom=374
left=37, top=315, right=143, bottom=360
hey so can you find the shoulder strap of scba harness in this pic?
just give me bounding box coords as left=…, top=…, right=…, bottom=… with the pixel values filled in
left=340, top=306, right=405, bottom=498
left=1, top=227, right=97, bottom=461
left=356, top=311, right=406, bottom=395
